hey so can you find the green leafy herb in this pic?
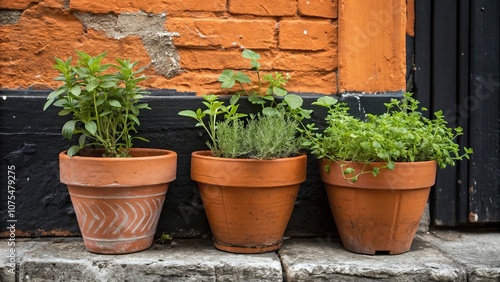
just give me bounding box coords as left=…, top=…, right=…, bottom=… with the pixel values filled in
left=179, top=50, right=311, bottom=159
left=304, top=92, right=473, bottom=183
left=44, top=51, right=150, bottom=157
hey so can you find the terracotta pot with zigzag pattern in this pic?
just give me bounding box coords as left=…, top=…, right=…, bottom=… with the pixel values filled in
left=59, top=148, right=177, bottom=254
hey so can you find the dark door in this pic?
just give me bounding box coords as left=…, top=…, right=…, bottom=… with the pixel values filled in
left=414, top=0, right=500, bottom=226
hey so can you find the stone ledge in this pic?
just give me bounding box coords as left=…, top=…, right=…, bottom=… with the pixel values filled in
left=1, top=231, right=499, bottom=282
left=2, top=238, right=282, bottom=282
left=279, top=237, right=465, bottom=281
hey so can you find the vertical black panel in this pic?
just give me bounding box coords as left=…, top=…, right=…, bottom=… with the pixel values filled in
left=468, top=0, right=500, bottom=223
left=456, top=0, right=471, bottom=225
left=414, top=0, right=432, bottom=116
left=430, top=0, right=460, bottom=226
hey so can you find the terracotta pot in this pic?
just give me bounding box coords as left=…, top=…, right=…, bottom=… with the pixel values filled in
left=320, top=160, right=437, bottom=255
left=59, top=148, right=177, bottom=254
left=191, top=150, right=306, bottom=254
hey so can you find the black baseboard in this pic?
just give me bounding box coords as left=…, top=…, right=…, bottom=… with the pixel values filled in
left=0, top=89, right=403, bottom=238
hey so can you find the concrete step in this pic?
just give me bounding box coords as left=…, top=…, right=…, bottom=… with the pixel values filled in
left=2, top=231, right=499, bottom=282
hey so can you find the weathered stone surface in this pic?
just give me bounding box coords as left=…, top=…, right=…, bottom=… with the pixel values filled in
left=1, top=241, right=16, bottom=282
left=279, top=237, right=466, bottom=281
left=18, top=238, right=282, bottom=282
left=3, top=231, right=499, bottom=282
left=1, top=240, right=53, bottom=282
left=417, top=231, right=500, bottom=281
left=75, top=12, right=181, bottom=78
left=0, top=10, right=22, bottom=25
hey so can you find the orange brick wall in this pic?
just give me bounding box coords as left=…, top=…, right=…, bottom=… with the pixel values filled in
left=0, top=0, right=339, bottom=94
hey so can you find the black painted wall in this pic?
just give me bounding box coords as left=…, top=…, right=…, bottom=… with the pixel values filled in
left=415, top=0, right=500, bottom=225
left=0, top=90, right=401, bottom=238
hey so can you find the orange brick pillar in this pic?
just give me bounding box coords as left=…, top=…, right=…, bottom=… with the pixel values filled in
left=338, top=0, right=406, bottom=93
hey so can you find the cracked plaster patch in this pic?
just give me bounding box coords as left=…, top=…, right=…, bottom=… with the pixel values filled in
left=0, top=10, right=22, bottom=25
left=75, top=12, right=181, bottom=78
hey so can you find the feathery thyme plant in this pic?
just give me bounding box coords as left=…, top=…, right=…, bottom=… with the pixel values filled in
left=179, top=49, right=310, bottom=159
left=44, top=51, right=150, bottom=157
left=304, top=93, right=473, bottom=182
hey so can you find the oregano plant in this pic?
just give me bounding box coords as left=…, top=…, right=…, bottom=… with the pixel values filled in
left=179, top=49, right=311, bottom=159
left=304, top=93, right=473, bottom=183
left=44, top=51, right=150, bottom=157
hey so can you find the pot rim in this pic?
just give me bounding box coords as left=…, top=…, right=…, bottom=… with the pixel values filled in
left=320, top=159, right=437, bottom=189
left=191, top=150, right=307, bottom=187
left=59, top=148, right=177, bottom=186
left=59, top=148, right=177, bottom=162
left=191, top=150, right=307, bottom=163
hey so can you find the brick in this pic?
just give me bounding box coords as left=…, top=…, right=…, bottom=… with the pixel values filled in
left=0, top=5, right=150, bottom=89
left=0, top=0, right=65, bottom=10
left=155, top=70, right=337, bottom=95
left=177, top=48, right=336, bottom=72
left=279, top=20, right=337, bottom=51
left=150, top=71, right=225, bottom=94
left=287, top=71, right=337, bottom=94
left=70, top=0, right=226, bottom=14
left=166, top=18, right=277, bottom=49
left=271, top=50, right=337, bottom=72
left=177, top=49, right=267, bottom=70
left=0, top=0, right=32, bottom=9
left=298, top=0, right=338, bottom=19
left=229, top=0, right=296, bottom=16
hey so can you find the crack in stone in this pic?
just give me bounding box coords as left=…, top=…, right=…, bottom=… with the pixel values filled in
left=74, top=11, right=181, bottom=78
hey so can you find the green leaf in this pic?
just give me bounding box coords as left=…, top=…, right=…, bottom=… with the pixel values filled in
left=218, top=70, right=235, bottom=88
left=53, top=99, right=68, bottom=107
left=300, top=109, right=313, bottom=119
left=178, top=110, right=198, bottom=119
left=47, top=88, right=66, bottom=100
left=70, top=85, right=81, bottom=96
left=78, top=134, right=86, bottom=147
left=62, top=120, right=77, bottom=139
left=43, top=98, right=55, bottom=111
left=129, top=114, right=140, bottom=125
left=313, top=96, right=338, bottom=107
left=99, top=110, right=113, bottom=117
left=284, top=94, right=303, bottom=110
left=67, top=145, right=80, bottom=157
left=96, top=96, right=106, bottom=106
left=344, top=167, right=355, bottom=175
left=86, top=79, right=100, bottom=92
left=101, top=80, right=117, bottom=88
left=234, top=72, right=251, bottom=84
left=386, top=161, right=396, bottom=170
left=262, top=107, right=278, bottom=116
left=85, top=121, right=97, bottom=135
left=108, top=99, right=122, bottom=107
left=203, top=94, right=218, bottom=103
left=242, top=49, right=260, bottom=60
left=58, top=109, right=72, bottom=116
left=273, top=87, right=287, bottom=97
left=136, top=103, right=149, bottom=109
left=230, top=94, right=240, bottom=105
